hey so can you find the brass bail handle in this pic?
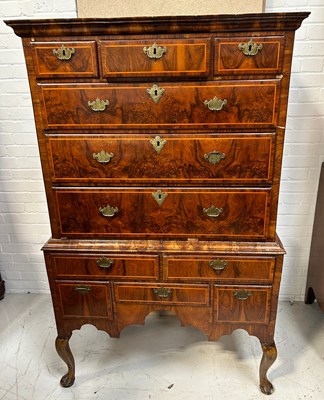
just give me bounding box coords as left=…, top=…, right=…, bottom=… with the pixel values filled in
left=203, top=205, right=223, bottom=218
left=234, top=289, right=252, bottom=301
left=208, top=259, right=227, bottom=271
left=74, top=285, right=91, bottom=294
left=204, top=150, right=225, bottom=165
left=93, top=150, right=114, bottom=164
left=204, top=96, right=227, bottom=112
left=153, top=287, right=172, bottom=298
left=96, top=257, right=114, bottom=269
left=99, top=204, right=119, bottom=217
left=88, top=97, right=109, bottom=112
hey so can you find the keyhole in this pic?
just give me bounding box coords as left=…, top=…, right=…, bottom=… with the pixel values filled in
left=153, top=47, right=157, bottom=55
left=154, top=90, right=158, bottom=96
left=62, top=49, right=66, bottom=56
left=157, top=141, right=160, bottom=147
left=158, top=194, right=162, bottom=199
left=248, top=44, right=252, bottom=52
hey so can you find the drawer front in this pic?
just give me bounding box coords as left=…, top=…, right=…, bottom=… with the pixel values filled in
left=163, top=256, right=275, bottom=283
left=115, top=283, right=210, bottom=306
left=214, top=285, right=271, bottom=324
left=57, top=281, right=113, bottom=318
left=215, top=36, right=284, bottom=75
left=53, top=254, right=159, bottom=280
left=48, top=134, right=274, bottom=185
left=54, top=188, right=271, bottom=239
left=100, top=39, right=210, bottom=77
left=40, top=81, right=279, bottom=129
left=32, top=41, right=98, bottom=78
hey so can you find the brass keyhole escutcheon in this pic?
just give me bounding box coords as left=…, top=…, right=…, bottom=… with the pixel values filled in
left=147, top=84, right=165, bottom=103
left=150, top=135, right=167, bottom=153
left=152, top=189, right=168, bottom=206
left=53, top=44, right=75, bottom=60
left=238, top=39, right=263, bottom=56
left=143, top=42, right=167, bottom=59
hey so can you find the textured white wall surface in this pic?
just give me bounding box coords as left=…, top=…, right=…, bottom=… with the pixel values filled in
left=0, top=1, right=323, bottom=300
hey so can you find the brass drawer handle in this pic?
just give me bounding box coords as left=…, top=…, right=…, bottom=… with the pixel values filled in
left=208, top=259, right=227, bottom=271
left=153, top=287, right=172, bottom=298
left=204, top=150, right=225, bottom=165
left=238, top=39, right=263, bottom=56
left=99, top=204, right=119, bottom=217
left=143, top=42, right=167, bottom=59
left=88, top=97, right=109, bottom=112
left=204, top=96, right=227, bottom=111
left=203, top=205, right=223, bottom=218
left=234, top=289, right=252, bottom=300
left=93, top=150, right=114, bottom=163
left=74, top=285, right=91, bottom=294
left=96, top=257, right=114, bottom=269
left=150, top=135, right=167, bottom=154
left=53, top=44, right=75, bottom=60
left=147, top=84, right=165, bottom=103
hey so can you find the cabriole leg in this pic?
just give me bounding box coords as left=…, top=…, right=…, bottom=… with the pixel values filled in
left=259, top=341, right=277, bottom=395
left=55, top=334, right=75, bottom=387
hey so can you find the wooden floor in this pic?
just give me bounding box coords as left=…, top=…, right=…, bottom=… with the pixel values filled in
left=0, top=294, right=323, bottom=400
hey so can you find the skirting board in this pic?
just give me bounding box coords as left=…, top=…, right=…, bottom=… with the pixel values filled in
left=77, top=0, right=265, bottom=18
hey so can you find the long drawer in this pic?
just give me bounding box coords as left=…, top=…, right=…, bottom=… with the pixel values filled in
left=40, top=81, right=279, bottom=129
left=54, top=188, right=271, bottom=239
left=48, top=134, right=274, bottom=185
left=163, top=255, right=275, bottom=283
left=53, top=254, right=159, bottom=280
left=114, top=283, right=210, bottom=306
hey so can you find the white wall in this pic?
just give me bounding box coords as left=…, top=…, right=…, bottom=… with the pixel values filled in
left=0, top=0, right=323, bottom=300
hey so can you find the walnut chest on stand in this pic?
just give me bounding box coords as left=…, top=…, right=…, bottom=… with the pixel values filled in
left=6, top=12, right=309, bottom=394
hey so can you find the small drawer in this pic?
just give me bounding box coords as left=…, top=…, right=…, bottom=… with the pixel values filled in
left=99, top=38, right=210, bottom=78
left=53, top=254, right=159, bottom=280
left=163, top=256, right=275, bottom=283
left=40, top=80, right=279, bottom=130
left=114, top=283, right=210, bottom=306
left=54, top=187, right=271, bottom=240
left=48, top=134, right=274, bottom=185
left=31, top=41, right=98, bottom=78
left=214, top=36, right=284, bottom=75
left=214, top=285, right=271, bottom=324
left=57, top=281, right=113, bottom=319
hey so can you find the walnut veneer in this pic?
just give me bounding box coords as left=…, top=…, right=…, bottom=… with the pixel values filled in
left=6, top=12, right=309, bottom=395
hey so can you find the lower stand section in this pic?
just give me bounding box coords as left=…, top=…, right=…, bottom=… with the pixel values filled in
left=259, top=342, right=277, bottom=395
left=55, top=335, right=75, bottom=388
left=55, top=330, right=278, bottom=394
left=46, top=237, right=285, bottom=394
